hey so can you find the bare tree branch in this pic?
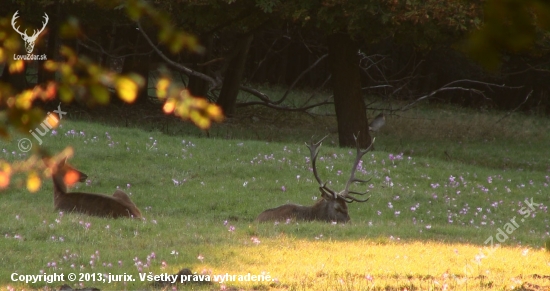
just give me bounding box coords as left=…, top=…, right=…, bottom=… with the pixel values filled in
left=136, top=21, right=219, bottom=90
left=398, top=79, right=522, bottom=112
left=494, top=90, right=533, bottom=124
left=273, top=53, right=328, bottom=105
left=237, top=99, right=333, bottom=112
left=77, top=38, right=153, bottom=59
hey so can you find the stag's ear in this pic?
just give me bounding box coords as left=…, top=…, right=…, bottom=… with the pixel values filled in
left=319, top=187, right=335, bottom=200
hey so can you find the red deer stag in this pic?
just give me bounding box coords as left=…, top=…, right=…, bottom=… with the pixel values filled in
left=256, top=135, right=372, bottom=223
left=48, top=158, right=142, bottom=219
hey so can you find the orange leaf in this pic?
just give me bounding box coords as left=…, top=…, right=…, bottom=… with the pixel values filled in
left=64, top=170, right=80, bottom=186
left=163, top=98, right=176, bottom=114
left=0, top=172, right=10, bottom=189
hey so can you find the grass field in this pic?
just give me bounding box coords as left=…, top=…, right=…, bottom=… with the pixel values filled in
left=1, top=100, right=549, bottom=291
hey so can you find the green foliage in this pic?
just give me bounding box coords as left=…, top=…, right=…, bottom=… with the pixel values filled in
left=466, top=0, right=550, bottom=69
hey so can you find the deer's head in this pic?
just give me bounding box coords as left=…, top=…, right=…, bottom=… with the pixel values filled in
left=306, top=135, right=372, bottom=223
left=11, top=11, right=49, bottom=54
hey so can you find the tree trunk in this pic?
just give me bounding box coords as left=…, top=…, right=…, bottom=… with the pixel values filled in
left=188, top=34, right=214, bottom=98
left=216, top=34, right=253, bottom=116
left=38, top=1, right=60, bottom=85
left=1, top=65, right=29, bottom=92
left=121, top=55, right=150, bottom=104
left=327, top=33, right=370, bottom=148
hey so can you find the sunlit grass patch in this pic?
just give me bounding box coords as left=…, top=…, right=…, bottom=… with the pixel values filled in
left=200, top=238, right=550, bottom=290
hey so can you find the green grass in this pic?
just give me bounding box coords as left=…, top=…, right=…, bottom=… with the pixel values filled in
left=1, top=102, right=549, bottom=290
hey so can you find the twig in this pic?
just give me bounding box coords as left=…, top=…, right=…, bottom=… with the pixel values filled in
left=272, top=53, right=328, bottom=105
left=136, top=21, right=219, bottom=90
left=494, top=90, right=532, bottom=124
left=399, top=79, right=522, bottom=112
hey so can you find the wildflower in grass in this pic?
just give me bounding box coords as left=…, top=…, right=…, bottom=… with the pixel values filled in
left=170, top=250, right=179, bottom=256
left=431, top=183, right=440, bottom=189
left=251, top=237, right=261, bottom=245
left=228, top=226, right=235, bottom=232
left=281, top=185, right=286, bottom=192
left=197, top=254, right=204, bottom=262
left=296, top=175, right=300, bottom=180
left=387, top=202, right=393, bottom=209
left=377, top=211, right=382, bottom=216
left=425, top=225, right=432, bottom=229
left=365, top=274, right=374, bottom=282
left=432, top=194, right=438, bottom=199
left=285, top=218, right=291, bottom=224
left=223, top=220, right=228, bottom=226
left=243, top=181, right=248, bottom=187
left=487, top=176, right=493, bottom=183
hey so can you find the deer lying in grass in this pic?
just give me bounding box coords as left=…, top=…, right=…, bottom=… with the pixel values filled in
left=256, top=135, right=372, bottom=223
left=48, top=158, right=142, bottom=219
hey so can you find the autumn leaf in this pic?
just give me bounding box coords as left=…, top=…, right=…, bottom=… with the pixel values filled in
left=163, top=98, right=176, bottom=114
left=64, top=169, right=80, bottom=186
left=115, top=77, right=137, bottom=103
left=9, top=60, right=24, bottom=73
left=156, top=78, right=170, bottom=99
left=0, top=162, right=12, bottom=189
left=26, top=172, right=41, bottom=193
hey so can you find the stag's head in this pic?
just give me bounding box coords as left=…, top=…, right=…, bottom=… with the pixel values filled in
left=11, top=11, right=49, bottom=54
left=306, top=135, right=372, bottom=223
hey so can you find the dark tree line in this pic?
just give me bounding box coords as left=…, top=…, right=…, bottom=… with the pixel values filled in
left=2, top=0, right=550, bottom=150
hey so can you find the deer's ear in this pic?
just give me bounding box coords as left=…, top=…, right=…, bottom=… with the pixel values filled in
left=319, top=187, right=334, bottom=200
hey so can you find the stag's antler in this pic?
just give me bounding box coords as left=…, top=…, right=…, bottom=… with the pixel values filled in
left=339, top=133, right=374, bottom=203
left=11, top=11, right=49, bottom=53
left=11, top=11, right=24, bottom=37
left=306, top=135, right=338, bottom=199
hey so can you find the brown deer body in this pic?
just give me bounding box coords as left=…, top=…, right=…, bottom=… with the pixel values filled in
left=256, top=190, right=350, bottom=222
left=256, top=135, right=372, bottom=223
left=50, top=158, right=142, bottom=219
